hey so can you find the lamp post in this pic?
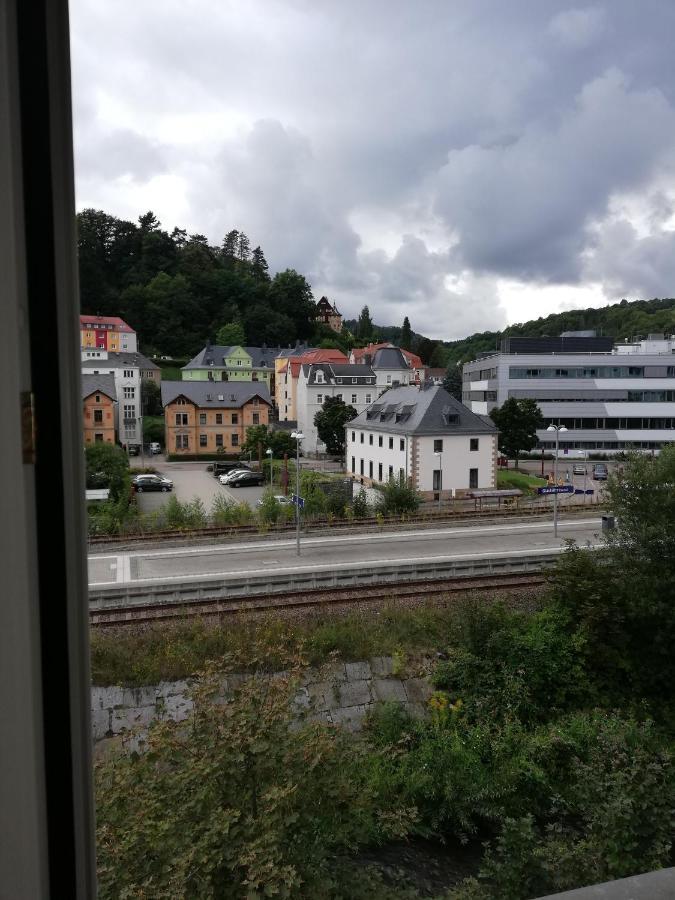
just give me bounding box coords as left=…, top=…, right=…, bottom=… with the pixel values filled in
left=291, top=431, right=304, bottom=556
left=434, top=450, right=442, bottom=511
left=546, top=424, right=568, bottom=536
left=265, top=447, right=273, bottom=490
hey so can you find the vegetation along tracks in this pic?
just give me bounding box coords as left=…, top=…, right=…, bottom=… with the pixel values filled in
left=89, top=572, right=547, bottom=627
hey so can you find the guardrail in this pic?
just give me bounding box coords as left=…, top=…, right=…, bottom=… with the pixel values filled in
left=88, top=548, right=562, bottom=610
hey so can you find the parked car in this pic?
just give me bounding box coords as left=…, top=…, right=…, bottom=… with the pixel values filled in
left=592, top=463, right=608, bottom=481
left=132, top=474, right=173, bottom=492
left=127, top=444, right=139, bottom=456
left=212, top=461, right=251, bottom=478
left=257, top=494, right=291, bottom=506
left=149, top=442, right=162, bottom=455
left=218, top=469, right=252, bottom=485
left=572, top=464, right=586, bottom=475
left=226, top=470, right=265, bottom=488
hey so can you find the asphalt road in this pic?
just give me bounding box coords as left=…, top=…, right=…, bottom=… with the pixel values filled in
left=88, top=517, right=602, bottom=587
left=134, top=461, right=268, bottom=513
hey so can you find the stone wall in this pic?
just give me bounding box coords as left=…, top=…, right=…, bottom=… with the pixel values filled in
left=92, top=656, right=433, bottom=757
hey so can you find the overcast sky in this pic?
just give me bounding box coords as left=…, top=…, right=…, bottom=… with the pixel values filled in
left=70, top=1, right=675, bottom=340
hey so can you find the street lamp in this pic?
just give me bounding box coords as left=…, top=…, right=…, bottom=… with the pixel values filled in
left=546, top=424, right=568, bottom=536
left=265, top=447, right=273, bottom=489
left=434, top=450, right=442, bottom=511
left=290, top=431, right=304, bottom=556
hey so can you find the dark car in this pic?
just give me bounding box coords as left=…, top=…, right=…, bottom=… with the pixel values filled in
left=227, top=470, right=264, bottom=488
left=132, top=474, right=173, bottom=492
left=127, top=444, right=140, bottom=456
left=212, top=461, right=251, bottom=478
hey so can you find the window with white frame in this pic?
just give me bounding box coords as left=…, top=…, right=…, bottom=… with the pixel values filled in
left=175, top=434, right=189, bottom=450
left=123, top=369, right=133, bottom=378
left=123, top=404, right=135, bottom=420
left=351, top=394, right=357, bottom=403
left=199, top=434, right=207, bottom=447
left=317, top=393, right=323, bottom=404
left=365, top=394, right=372, bottom=403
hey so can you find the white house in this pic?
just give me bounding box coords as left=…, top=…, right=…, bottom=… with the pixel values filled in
left=296, top=363, right=378, bottom=453
left=345, top=383, right=498, bottom=499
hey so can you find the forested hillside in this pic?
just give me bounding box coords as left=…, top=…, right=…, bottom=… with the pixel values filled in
left=77, top=210, right=323, bottom=357
left=440, top=297, right=675, bottom=368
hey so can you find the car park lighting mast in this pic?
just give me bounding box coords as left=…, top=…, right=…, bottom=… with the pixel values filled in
left=266, top=447, right=273, bottom=489
left=547, top=424, right=568, bottom=536
left=291, top=431, right=303, bottom=556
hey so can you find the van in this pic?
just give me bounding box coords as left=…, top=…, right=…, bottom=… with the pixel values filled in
left=149, top=442, right=162, bottom=455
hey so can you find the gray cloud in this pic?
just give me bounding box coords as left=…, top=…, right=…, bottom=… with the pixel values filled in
left=70, top=0, right=675, bottom=338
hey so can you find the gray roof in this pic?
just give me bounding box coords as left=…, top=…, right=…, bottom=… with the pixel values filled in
left=275, top=343, right=316, bottom=359
left=303, top=363, right=376, bottom=385
left=81, top=374, right=116, bottom=401
left=347, top=384, right=498, bottom=435
left=160, top=380, right=272, bottom=408
left=81, top=350, right=159, bottom=371
left=183, top=344, right=288, bottom=369
left=371, top=347, right=411, bottom=369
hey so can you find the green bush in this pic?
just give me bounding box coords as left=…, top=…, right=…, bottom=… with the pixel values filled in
left=164, top=495, right=208, bottom=529
left=352, top=488, right=370, bottom=518
left=373, top=475, right=421, bottom=515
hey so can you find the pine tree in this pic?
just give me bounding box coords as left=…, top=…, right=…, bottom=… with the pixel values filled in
left=357, top=305, right=374, bottom=341
left=251, top=246, right=270, bottom=281
left=237, top=232, right=251, bottom=262
left=401, top=316, right=412, bottom=350
left=221, top=230, right=239, bottom=266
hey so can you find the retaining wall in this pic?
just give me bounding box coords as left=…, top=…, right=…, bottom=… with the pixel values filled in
left=92, top=655, right=433, bottom=758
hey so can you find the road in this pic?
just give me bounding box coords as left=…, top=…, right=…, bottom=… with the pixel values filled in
left=88, top=517, right=602, bottom=588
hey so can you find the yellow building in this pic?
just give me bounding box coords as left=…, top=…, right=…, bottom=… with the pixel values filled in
left=82, top=375, right=116, bottom=444
left=80, top=315, right=137, bottom=353
left=161, top=381, right=272, bottom=456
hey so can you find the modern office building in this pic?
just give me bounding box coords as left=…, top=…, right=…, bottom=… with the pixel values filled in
left=462, top=333, right=675, bottom=454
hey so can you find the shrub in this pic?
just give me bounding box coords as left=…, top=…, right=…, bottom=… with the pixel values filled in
left=373, top=475, right=421, bottom=515
left=352, top=488, right=370, bottom=518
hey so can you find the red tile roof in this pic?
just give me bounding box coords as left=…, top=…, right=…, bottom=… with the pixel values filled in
left=79, top=315, right=135, bottom=333
left=285, top=348, right=348, bottom=377
left=351, top=343, right=423, bottom=370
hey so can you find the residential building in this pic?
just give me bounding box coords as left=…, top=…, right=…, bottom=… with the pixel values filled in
left=273, top=343, right=314, bottom=410
left=314, top=295, right=343, bottom=333
left=82, top=375, right=116, bottom=444
left=425, top=367, right=447, bottom=385
left=79, top=315, right=137, bottom=353
left=346, top=383, right=498, bottom=498
left=462, top=333, right=675, bottom=455
left=296, top=363, right=377, bottom=453
left=350, top=342, right=425, bottom=383
left=81, top=348, right=161, bottom=383
left=161, top=381, right=272, bottom=456
left=277, top=349, right=348, bottom=421
left=81, top=350, right=159, bottom=447
left=181, top=344, right=284, bottom=394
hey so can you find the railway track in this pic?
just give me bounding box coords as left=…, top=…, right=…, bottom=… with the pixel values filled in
left=90, top=572, right=547, bottom=627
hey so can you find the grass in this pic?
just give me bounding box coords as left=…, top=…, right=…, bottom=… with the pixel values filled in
left=159, top=366, right=183, bottom=381
left=497, top=469, right=548, bottom=492
left=89, top=593, right=541, bottom=686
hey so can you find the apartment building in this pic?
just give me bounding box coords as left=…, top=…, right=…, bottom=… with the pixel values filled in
left=296, top=363, right=378, bottom=453
left=81, top=350, right=158, bottom=447
left=82, top=375, right=116, bottom=444
left=160, top=381, right=271, bottom=456
left=462, top=333, right=675, bottom=454
left=277, top=349, right=348, bottom=421
left=346, top=383, right=498, bottom=499
left=350, top=343, right=425, bottom=384
left=181, top=344, right=284, bottom=394
left=79, top=315, right=137, bottom=353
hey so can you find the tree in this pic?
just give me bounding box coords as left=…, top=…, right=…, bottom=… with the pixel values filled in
left=400, top=316, right=412, bottom=351
left=443, top=364, right=463, bottom=402
left=237, top=231, right=251, bottom=263
left=221, top=229, right=239, bottom=266
left=356, top=305, right=374, bottom=342
left=267, top=270, right=315, bottom=339
left=314, top=397, right=358, bottom=456
left=216, top=321, right=246, bottom=346
left=85, top=443, right=129, bottom=500
left=251, top=246, right=269, bottom=281
left=489, top=398, right=544, bottom=468
left=141, top=378, right=162, bottom=416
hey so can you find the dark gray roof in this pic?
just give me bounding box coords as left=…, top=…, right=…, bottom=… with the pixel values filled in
left=348, top=384, right=498, bottom=435
left=81, top=350, right=159, bottom=371
left=372, top=347, right=410, bottom=369
left=183, top=344, right=288, bottom=369
left=303, top=363, right=376, bottom=385
left=81, top=374, right=116, bottom=401
left=160, top=380, right=271, bottom=408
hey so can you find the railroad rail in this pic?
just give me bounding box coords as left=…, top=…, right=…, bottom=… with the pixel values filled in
left=90, top=571, right=548, bottom=627
left=88, top=502, right=602, bottom=548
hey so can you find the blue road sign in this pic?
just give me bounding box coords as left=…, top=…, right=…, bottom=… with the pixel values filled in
left=537, top=485, right=575, bottom=495
left=291, top=494, right=305, bottom=508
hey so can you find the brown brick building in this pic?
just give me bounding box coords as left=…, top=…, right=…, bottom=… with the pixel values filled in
left=82, top=375, right=116, bottom=444
left=160, top=381, right=272, bottom=456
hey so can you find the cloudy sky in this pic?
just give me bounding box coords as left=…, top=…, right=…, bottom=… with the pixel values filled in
left=70, top=1, right=675, bottom=340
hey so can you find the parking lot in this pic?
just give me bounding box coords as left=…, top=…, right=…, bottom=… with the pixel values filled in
left=134, top=461, right=269, bottom=514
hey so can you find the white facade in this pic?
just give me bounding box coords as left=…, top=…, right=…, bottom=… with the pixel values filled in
left=346, top=428, right=496, bottom=497
left=296, top=364, right=379, bottom=453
